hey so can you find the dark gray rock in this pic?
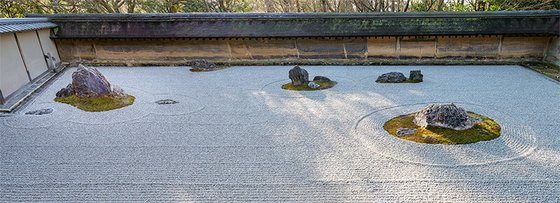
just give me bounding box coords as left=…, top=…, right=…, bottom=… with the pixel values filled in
left=396, top=128, right=417, bottom=137
left=288, top=65, right=309, bottom=85
left=56, top=84, right=74, bottom=97
left=190, top=59, right=217, bottom=71
left=313, top=76, right=331, bottom=82
left=409, top=70, right=423, bottom=82
left=71, top=64, right=113, bottom=98
left=156, top=99, right=179, bottom=105
left=376, top=72, right=407, bottom=83
left=307, top=82, right=320, bottom=89
left=413, top=103, right=479, bottom=130
left=25, top=108, right=53, bottom=115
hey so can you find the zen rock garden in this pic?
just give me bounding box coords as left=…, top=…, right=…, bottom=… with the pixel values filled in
left=383, top=103, right=501, bottom=144
left=282, top=65, right=337, bottom=91
left=4, top=64, right=559, bottom=202
left=55, top=64, right=135, bottom=112
left=51, top=64, right=500, bottom=146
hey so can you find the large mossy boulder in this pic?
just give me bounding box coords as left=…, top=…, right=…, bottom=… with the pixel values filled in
left=413, top=103, right=480, bottom=130
left=55, top=64, right=134, bottom=112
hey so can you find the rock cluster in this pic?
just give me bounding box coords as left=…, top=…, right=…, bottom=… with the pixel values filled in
left=56, top=64, right=129, bottom=98
left=190, top=59, right=217, bottom=71
left=376, top=72, right=407, bottom=83
left=376, top=70, right=423, bottom=83
left=413, top=103, right=479, bottom=130
left=287, top=66, right=334, bottom=89
left=289, top=65, right=309, bottom=85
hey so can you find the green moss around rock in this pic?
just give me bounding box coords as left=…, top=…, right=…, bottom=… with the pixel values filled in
left=281, top=81, right=337, bottom=91
left=383, top=112, right=501, bottom=145
left=55, top=95, right=135, bottom=112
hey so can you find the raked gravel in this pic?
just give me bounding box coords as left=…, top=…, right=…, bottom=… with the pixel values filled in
left=1, top=65, right=559, bottom=202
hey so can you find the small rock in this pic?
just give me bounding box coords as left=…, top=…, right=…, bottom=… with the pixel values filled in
left=308, top=82, right=320, bottom=89
left=409, top=70, right=423, bottom=82
left=156, top=99, right=179, bottom=105
left=25, top=108, right=53, bottom=115
left=288, top=65, right=309, bottom=85
left=376, top=72, right=407, bottom=83
left=313, top=76, right=331, bottom=82
left=56, top=84, right=74, bottom=97
left=413, top=103, right=480, bottom=130
left=110, top=85, right=127, bottom=98
left=190, top=59, right=217, bottom=71
left=396, top=128, right=417, bottom=137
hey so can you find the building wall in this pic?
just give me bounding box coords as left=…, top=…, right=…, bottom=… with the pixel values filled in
left=15, top=31, right=49, bottom=79
left=0, top=29, right=58, bottom=104
left=37, top=29, right=61, bottom=63
left=0, top=33, right=30, bottom=102
left=55, top=36, right=556, bottom=65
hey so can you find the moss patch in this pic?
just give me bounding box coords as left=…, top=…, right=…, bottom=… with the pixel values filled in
left=55, top=95, right=135, bottom=112
left=281, top=81, right=337, bottom=91
left=522, top=61, right=560, bottom=82
left=383, top=112, right=501, bottom=145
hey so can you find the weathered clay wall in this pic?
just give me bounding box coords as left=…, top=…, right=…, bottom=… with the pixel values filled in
left=56, top=36, right=557, bottom=65
left=546, top=37, right=560, bottom=66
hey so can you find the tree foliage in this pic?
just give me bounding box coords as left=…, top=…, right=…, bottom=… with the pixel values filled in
left=1, top=0, right=558, bottom=18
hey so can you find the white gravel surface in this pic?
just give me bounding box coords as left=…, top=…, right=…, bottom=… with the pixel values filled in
left=1, top=65, right=559, bottom=201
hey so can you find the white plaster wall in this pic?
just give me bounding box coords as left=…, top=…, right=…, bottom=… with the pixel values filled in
left=37, top=29, right=60, bottom=62
left=15, top=31, right=48, bottom=80
left=0, top=33, right=30, bottom=98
